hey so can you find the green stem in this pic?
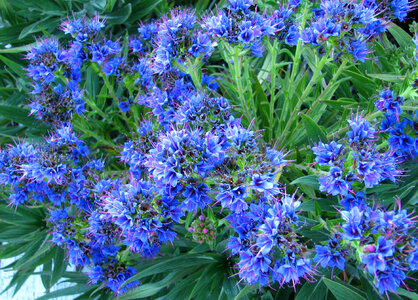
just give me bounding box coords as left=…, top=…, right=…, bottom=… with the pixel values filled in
left=233, top=51, right=251, bottom=125
left=278, top=55, right=329, bottom=147
left=306, top=58, right=348, bottom=116
left=269, top=39, right=278, bottom=140
left=243, top=58, right=257, bottom=129
left=73, top=123, right=117, bottom=148
left=288, top=5, right=308, bottom=87
left=101, top=74, right=131, bottom=127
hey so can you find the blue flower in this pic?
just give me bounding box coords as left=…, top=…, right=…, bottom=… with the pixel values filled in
left=362, top=236, right=394, bottom=274
left=119, top=101, right=130, bottom=112
left=341, top=206, right=364, bottom=240
left=318, top=167, right=351, bottom=196
left=312, top=141, right=343, bottom=166
left=347, top=113, right=376, bottom=143
left=347, top=38, right=369, bottom=62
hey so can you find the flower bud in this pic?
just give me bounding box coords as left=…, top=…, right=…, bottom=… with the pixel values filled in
left=364, top=244, right=376, bottom=253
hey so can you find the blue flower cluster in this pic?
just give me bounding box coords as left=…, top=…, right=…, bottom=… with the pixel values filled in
left=227, top=193, right=313, bottom=287
left=376, top=88, right=417, bottom=159
left=312, top=111, right=416, bottom=295
left=302, top=0, right=411, bottom=61
left=341, top=201, right=417, bottom=295
left=313, top=113, right=401, bottom=196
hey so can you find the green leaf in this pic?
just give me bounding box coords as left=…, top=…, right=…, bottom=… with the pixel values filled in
left=0, top=104, right=48, bottom=131
left=0, top=54, right=25, bottom=77
left=365, top=73, right=405, bottom=82
left=234, top=284, right=251, bottom=300
left=290, top=175, right=320, bottom=189
left=296, top=279, right=327, bottom=300
left=51, top=247, right=67, bottom=286
left=122, top=254, right=216, bottom=287
left=323, top=278, right=366, bottom=300
left=300, top=113, right=327, bottom=143
left=36, top=285, right=94, bottom=300
left=397, top=288, right=418, bottom=300
left=106, top=4, right=132, bottom=25
left=41, top=260, right=52, bottom=291
left=0, top=44, right=33, bottom=53
left=388, top=23, right=414, bottom=49
left=119, top=271, right=186, bottom=299
left=321, top=98, right=358, bottom=107
left=359, top=274, right=381, bottom=300
left=251, top=72, right=270, bottom=130
left=18, top=17, right=51, bottom=39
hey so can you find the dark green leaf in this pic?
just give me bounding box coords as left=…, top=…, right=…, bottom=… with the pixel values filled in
left=300, top=114, right=327, bottom=143
left=290, top=175, right=320, bottom=189
left=323, top=278, right=366, bottom=300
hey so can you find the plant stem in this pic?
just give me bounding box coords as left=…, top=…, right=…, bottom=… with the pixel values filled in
left=278, top=55, right=329, bottom=148
left=269, top=39, right=278, bottom=140
left=306, top=58, right=348, bottom=116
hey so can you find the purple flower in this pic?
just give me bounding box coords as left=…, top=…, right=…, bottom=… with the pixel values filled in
left=119, top=101, right=130, bottom=112
left=312, top=141, right=343, bottom=166
left=341, top=206, right=364, bottom=240
left=318, top=167, right=351, bottom=196
left=347, top=113, right=376, bottom=143
left=347, top=38, right=369, bottom=62
left=362, top=236, right=394, bottom=274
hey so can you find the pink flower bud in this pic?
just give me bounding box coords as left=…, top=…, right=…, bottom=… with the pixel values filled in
left=199, top=215, right=205, bottom=221
left=364, top=245, right=376, bottom=253
left=202, top=228, right=208, bottom=234
left=188, top=227, right=194, bottom=233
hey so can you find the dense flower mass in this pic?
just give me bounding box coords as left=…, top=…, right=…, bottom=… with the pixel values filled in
left=0, top=0, right=416, bottom=298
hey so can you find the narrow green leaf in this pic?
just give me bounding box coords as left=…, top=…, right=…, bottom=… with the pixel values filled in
left=234, top=284, right=251, bottom=300
left=0, top=54, right=25, bottom=77
left=397, top=288, right=418, bottom=300
left=41, top=260, right=52, bottom=291
left=123, top=254, right=215, bottom=287
left=0, top=104, right=48, bottom=131
left=300, top=113, right=327, bottom=143
left=36, top=285, right=94, bottom=300
left=365, top=73, right=405, bottom=82
left=388, top=23, right=414, bottom=48
left=290, top=175, right=320, bottom=189
left=106, top=4, right=132, bottom=25
left=295, top=279, right=327, bottom=300
left=18, top=17, right=51, bottom=39
left=51, top=247, right=67, bottom=286
left=323, top=278, right=366, bottom=300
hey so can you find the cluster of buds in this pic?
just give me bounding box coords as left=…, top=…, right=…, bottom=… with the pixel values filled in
left=188, top=215, right=216, bottom=244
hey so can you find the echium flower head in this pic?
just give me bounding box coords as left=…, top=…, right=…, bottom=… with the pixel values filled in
left=318, top=167, right=351, bottom=196
left=390, top=0, right=410, bottom=21
left=228, top=0, right=253, bottom=15
left=265, top=147, right=288, bottom=168
left=201, top=11, right=232, bottom=38
left=312, top=141, right=343, bottom=166
left=347, top=112, right=376, bottom=144
left=314, top=236, right=347, bottom=270
left=25, top=37, right=60, bottom=61
left=347, top=38, right=369, bottom=62
left=320, top=0, right=346, bottom=16
left=362, top=236, right=394, bottom=274
left=341, top=206, right=364, bottom=240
